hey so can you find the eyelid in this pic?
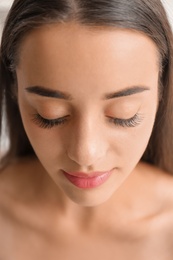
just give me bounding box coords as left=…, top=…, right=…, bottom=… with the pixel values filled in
left=31, top=112, right=144, bottom=130
left=109, top=113, right=144, bottom=127
left=31, top=113, right=69, bottom=129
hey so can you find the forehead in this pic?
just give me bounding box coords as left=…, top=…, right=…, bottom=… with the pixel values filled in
left=17, top=23, right=159, bottom=95
left=19, top=22, right=159, bottom=62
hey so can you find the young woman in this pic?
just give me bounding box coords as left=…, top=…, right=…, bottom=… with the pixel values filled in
left=0, top=0, right=173, bottom=259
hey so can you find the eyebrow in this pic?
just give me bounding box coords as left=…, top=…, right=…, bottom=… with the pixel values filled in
left=104, top=86, right=150, bottom=99
left=25, top=86, right=72, bottom=100
left=25, top=85, right=150, bottom=100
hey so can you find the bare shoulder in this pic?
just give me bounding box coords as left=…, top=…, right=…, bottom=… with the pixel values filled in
left=0, top=157, right=53, bottom=257
left=0, top=156, right=43, bottom=186
left=0, top=156, right=47, bottom=208
left=138, top=162, right=173, bottom=236
left=139, top=162, right=173, bottom=203
left=131, top=162, right=173, bottom=252
left=0, top=155, right=43, bottom=177
left=0, top=156, right=51, bottom=233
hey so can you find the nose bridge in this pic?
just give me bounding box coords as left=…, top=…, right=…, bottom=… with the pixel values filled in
left=67, top=114, right=107, bottom=166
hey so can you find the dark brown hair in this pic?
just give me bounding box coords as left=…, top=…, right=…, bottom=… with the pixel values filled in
left=0, top=0, right=173, bottom=172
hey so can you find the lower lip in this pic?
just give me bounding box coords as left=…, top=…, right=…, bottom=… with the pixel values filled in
left=62, top=171, right=112, bottom=189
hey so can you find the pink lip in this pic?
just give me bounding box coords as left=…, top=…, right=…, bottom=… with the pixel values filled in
left=62, top=170, right=112, bottom=189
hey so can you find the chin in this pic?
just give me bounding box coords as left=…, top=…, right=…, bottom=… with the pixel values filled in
left=63, top=185, right=117, bottom=207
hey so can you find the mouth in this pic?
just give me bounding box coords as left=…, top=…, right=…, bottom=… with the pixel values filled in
left=62, top=170, right=113, bottom=189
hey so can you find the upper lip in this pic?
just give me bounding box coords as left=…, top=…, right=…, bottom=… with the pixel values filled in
left=63, top=170, right=112, bottom=178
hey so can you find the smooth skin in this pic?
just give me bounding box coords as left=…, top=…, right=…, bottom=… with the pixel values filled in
left=0, top=23, right=173, bottom=259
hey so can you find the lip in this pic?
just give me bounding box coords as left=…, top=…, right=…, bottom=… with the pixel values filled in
left=62, top=170, right=113, bottom=189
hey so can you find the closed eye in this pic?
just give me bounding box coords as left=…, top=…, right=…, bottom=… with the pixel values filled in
left=31, top=113, right=70, bottom=129
left=108, top=113, right=144, bottom=127
left=31, top=112, right=144, bottom=129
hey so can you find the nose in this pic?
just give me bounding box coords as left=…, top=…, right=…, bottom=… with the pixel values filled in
left=66, top=118, right=108, bottom=167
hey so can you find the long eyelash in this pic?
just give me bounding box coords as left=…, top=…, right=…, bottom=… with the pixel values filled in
left=32, top=112, right=143, bottom=129
left=32, top=113, right=69, bottom=129
left=110, top=113, right=144, bottom=128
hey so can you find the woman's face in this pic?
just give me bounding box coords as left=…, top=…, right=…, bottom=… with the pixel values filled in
left=16, top=23, right=159, bottom=207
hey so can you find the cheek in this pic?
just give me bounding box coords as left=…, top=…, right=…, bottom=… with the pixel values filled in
left=24, top=123, right=67, bottom=173
left=18, top=94, right=64, bottom=161
left=112, top=92, right=158, bottom=168
left=19, top=102, right=66, bottom=168
left=113, top=112, right=156, bottom=168
left=26, top=124, right=65, bottom=157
